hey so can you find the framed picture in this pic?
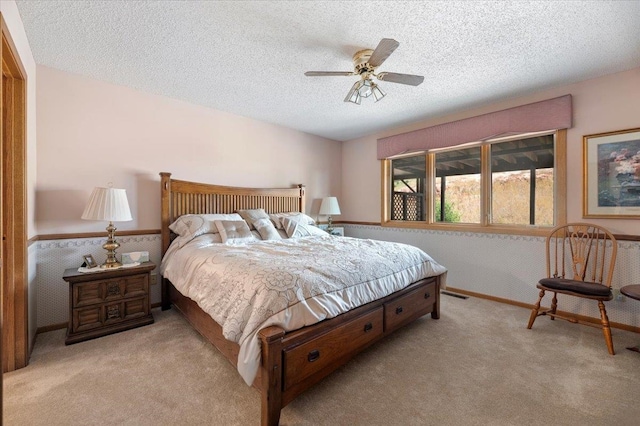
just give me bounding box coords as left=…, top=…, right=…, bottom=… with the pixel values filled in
left=583, top=127, right=640, bottom=218
left=83, top=254, right=98, bottom=269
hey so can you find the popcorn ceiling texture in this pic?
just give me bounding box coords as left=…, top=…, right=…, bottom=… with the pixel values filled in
left=15, top=1, right=640, bottom=141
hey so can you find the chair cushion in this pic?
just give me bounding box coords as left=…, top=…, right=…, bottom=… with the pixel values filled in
left=539, top=278, right=611, bottom=297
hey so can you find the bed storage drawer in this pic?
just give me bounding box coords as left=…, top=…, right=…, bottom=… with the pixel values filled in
left=384, top=281, right=436, bottom=332
left=283, top=307, right=383, bottom=390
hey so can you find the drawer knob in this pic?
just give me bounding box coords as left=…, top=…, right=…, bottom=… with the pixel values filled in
left=308, top=349, right=320, bottom=363
left=424, top=292, right=431, bottom=299
left=396, top=306, right=404, bottom=315
left=363, top=322, right=373, bottom=333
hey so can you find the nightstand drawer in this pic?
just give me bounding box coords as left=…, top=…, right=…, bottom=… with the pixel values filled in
left=73, top=305, right=104, bottom=332
left=104, top=297, right=149, bottom=324
left=73, top=273, right=149, bottom=307
left=123, top=274, right=148, bottom=298
left=74, top=281, right=104, bottom=307
left=73, top=296, right=149, bottom=333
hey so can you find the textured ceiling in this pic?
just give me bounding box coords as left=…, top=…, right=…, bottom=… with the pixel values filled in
left=15, top=1, right=640, bottom=141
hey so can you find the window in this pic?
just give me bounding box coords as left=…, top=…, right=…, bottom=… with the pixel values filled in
left=435, top=146, right=481, bottom=224
left=384, top=131, right=565, bottom=234
left=391, top=155, right=425, bottom=221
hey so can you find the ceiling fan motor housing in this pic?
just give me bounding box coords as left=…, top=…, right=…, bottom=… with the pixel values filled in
left=353, top=49, right=375, bottom=76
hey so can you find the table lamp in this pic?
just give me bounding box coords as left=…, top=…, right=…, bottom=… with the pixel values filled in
left=81, top=186, right=133, bottom=268
left=319, top=196, right=341, bottom=233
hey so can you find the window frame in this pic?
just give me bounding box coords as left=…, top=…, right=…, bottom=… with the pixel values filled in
left=381, top=129, right=567, bottom=236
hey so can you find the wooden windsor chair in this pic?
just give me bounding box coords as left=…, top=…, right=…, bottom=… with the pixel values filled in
left=527, top=223, right=618, bottom=354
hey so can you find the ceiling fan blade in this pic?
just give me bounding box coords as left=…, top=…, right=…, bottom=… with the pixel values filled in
left=368, top=38, right=400, bottom=68
left=305, top=71, right=354, bottom=77
left=377, top=72, right=424, bottom=86
left=344, top=81, right=361, bottom=103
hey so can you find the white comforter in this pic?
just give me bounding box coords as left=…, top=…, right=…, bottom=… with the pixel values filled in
left=161, top=234, right=447, bottom=385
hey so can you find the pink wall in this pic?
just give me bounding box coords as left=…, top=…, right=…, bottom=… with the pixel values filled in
left=342, top=67, right=640, bottom=235
left=36, top=65, right=342, bottom=234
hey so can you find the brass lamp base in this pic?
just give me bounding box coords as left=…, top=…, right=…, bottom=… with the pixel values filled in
left=326, top=215, right=334, bottom=233
left=102, top=221, right=122, bottom=268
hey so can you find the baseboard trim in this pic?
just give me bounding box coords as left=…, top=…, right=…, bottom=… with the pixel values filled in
left=446, top=286, right=640, bottom=334
left=36, top=322, right=67, bottom=334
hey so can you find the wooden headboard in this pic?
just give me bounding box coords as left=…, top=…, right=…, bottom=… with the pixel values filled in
left=160, top=172, right=306, bottom=256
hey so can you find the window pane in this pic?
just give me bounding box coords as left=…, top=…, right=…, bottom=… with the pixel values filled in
left=434, top=146, right=481, bottom=223
left=491, top=135, right=554, bottom=226
left=391, top=156, right=426, bottom=221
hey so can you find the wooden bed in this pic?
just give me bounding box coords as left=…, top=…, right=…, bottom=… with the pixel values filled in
left=159, top=172, right=443, bottom=425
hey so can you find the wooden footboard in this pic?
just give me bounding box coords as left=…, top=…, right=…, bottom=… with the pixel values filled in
left=168, top=275, right=441, bottom=425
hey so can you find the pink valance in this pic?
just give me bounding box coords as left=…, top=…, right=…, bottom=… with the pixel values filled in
left=377, top=95, right=572, bottom=159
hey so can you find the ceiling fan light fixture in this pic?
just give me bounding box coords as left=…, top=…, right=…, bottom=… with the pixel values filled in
left=347, top=90, right=362, bottom=105
left=372, top=83, right=386, bottom=102
left=358, top=79, right=373, bottom=98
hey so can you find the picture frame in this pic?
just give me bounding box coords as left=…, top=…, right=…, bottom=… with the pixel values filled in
left=583, top=127, right=640, bottom=218
left=83, top=254, right=98, bottom=269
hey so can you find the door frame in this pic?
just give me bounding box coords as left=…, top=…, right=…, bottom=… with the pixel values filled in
left=1, top=20, right=28, bottom=373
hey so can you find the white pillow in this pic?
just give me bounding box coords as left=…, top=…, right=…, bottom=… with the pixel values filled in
left=281, top=217, right=327, bottom=238
left=269, top=212, right=316, bottom=230
left=169, top=213, right=243, bottom=247
left=252, top=218, right=282, bottom=240
left=214, top=220, right=256, bottom=243
left=237, top=208, right=270, bottom=230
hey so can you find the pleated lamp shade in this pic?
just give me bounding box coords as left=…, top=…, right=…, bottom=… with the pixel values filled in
left=81, top=187, right=132, bottom=222
left=319, top=197, right=341, bottom=216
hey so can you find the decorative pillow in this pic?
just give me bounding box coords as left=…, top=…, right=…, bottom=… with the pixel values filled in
left=269, top=212, right=316, bottom=230
left=237, top=209, right=270, bottom=230
left=280, top=217, right=327, bottom=238
left=252, top=218, right=282, bottom=240
left=169, top=213, right=243, bottom=247
left=214, top=220, right=256, bottom=243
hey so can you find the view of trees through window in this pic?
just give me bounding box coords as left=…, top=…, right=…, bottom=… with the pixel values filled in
left=390, top=134, right=555, bottom=227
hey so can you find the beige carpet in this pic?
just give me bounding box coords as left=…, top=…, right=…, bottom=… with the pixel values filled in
left=4, top=295, right=640, bottom=425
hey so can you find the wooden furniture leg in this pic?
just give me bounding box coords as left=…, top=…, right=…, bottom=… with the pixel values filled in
left=598, top=301, right=615, bottom=355
left=259, top=326, right=286, bottom=426
left=620, top=285, right=640, bottom=352
left=550, top=292, right=558, bottom=320
left=527, top=289, right=545, bottom=329
left=431, top=275, right=441, bottom=319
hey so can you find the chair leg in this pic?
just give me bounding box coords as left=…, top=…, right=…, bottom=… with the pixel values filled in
left=598, top=301, right=615, bottom=355
left=527, top=289, right=545, bottom=329
left=550, top=292, right=558, bottom=320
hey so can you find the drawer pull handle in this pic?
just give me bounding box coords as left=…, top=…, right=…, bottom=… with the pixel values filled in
left=308, top=350, right=320, bottom=363
left=364, top=322, right=373, bottom=333
left=107, top=283, right=120, bottom=297
left=424, top=292, right=431, bottom=299
left=396, top=306, right=404, bottom=315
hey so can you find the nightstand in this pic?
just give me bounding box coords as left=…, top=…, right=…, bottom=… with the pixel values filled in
left=328, top=227, right=344, bottom=236
left=62, top=262, right=155, bottom=345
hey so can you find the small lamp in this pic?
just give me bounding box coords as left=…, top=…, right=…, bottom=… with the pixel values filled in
left=319, top=196, right=341, bottom=233
left=81, top=186, right=133, bottom=268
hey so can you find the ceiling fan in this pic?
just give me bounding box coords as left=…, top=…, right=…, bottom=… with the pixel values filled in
left=304, top=38, right=424, bottom=105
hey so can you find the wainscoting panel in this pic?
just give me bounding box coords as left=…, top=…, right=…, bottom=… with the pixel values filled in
left=343, top=224, right=640, bottom=328
left=35, top=228, right=640, bottom=331
left=36, top=234, right=162, bottom=328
